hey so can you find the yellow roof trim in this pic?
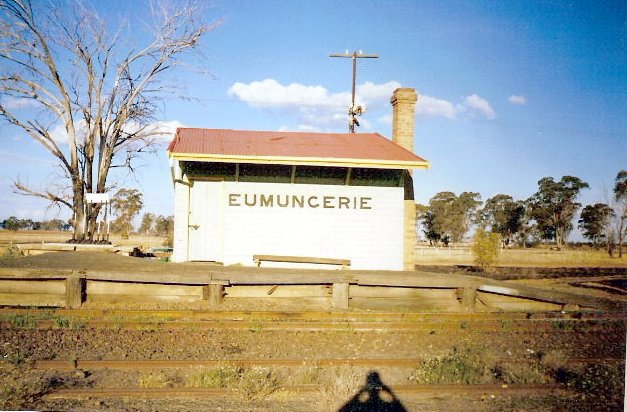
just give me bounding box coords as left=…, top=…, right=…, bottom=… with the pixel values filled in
left=168, top=152, right=430, bottom=170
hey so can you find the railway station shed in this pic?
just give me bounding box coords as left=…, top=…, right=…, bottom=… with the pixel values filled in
left=168, top=88, right=429, bottom=270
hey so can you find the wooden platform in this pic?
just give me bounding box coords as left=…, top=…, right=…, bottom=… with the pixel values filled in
left=0, top=265, right=624, bottom=312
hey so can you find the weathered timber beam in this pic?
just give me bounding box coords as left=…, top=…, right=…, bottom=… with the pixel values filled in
left=477, top=280, right=624, bottom=311
left=85, top=271, right=227, bottom=286
left=212, top=272, right=356, bottom=285
left=0, top=268, right=74, bottom=280
left=356, top=272, right=477, bottom=288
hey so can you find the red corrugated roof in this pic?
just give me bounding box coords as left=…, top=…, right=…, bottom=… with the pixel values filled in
left=168, top=128, right=428, bottom=168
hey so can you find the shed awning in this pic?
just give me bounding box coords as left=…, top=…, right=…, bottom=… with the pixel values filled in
left=167, top=128, right=429, bottom=170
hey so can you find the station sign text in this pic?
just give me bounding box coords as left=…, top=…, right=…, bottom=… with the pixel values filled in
left=227, top=193, right=372, bottom=210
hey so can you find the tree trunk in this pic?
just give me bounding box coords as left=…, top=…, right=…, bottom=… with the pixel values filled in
left=73, top=200, right=86, bottom=241
left=619, top=217, right=625, bottom=258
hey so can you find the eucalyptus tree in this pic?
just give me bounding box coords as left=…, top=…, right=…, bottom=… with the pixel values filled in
left=527, top=176, right=589, bottom=249
left=480, top=194, right=525, bottom=247
left=417, top=191, right=482, bottom=245
left=0, top=0, right=218, bottom=241
left=578, top=203, right=613, bottom=245
left=111, top=188, right=143, bottom=239
left=613, top=170, right=627, bottom=257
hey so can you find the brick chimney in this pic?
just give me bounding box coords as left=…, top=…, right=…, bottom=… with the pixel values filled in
left=391, top=87, right=418, bottom=271
left=390, top=88, right=418, bottom=153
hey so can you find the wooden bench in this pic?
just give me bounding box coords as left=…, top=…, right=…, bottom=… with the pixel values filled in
left=253, top=255, right=351, bottom=270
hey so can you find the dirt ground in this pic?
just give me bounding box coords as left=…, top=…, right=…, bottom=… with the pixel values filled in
left=1, top=249, right=625, bottom=411
left=1, top=311, right=624, bottom=411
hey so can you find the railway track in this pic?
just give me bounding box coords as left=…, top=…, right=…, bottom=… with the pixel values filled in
left=33, top=357, right=624, bottom=371
left=43, top=383, right=572, bottom=401
left=0, top=308, right=627, bottom=332
left=1, top=308, right=625, bottom=333
left=2, top=308, right=624, bottom=410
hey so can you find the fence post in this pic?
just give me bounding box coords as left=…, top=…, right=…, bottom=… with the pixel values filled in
left=332, top=282, right=349, bottom=309
left=65, top=274, right=85, bottom=309
left=460, top=287, right=477, bottom=313
left=203, top=283, right=224, bottom=305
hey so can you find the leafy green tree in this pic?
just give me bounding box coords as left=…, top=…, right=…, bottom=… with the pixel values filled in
left=480, top=194, right=525, bottom=247
left=527, top=176, right=589, bottom=249
left=139, top=213, right=156, bottom=235
left=578, top=203, right=613, bottom=245
left=614, top=170, right=627, bottom=257
left=111, top=188, right=143, bottom=239
left=471, top=229, right=501, bottom=270
left=417, top=191, right=482, bottom=245
left=41, top=219, right=66, bottom=231
left=155, top=215, right=174, bottom=237
left=416, top=204, right=440, bottom=245
left=2, top=216, right=20, bottom=231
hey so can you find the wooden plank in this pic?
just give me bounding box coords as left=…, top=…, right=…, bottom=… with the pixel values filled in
left=476, top=292, right=562, bottom=312
left=86, top=295, right=201, bottom=303
left=0, top=293, right=65, bottom=307
left=0, top=280, right=65, bottom=294
left=87, top=281, right=203, bottom=297
left=213, top=272, right=356, bottom=285
left=85, top=271, right=226, bottom=286
left=357, top=272, right=476, bottom=288
left=253, top=254, right=351, bottom=267
left=477, top=280, right=624, bottom=311
left=0, top=268, right=73, bottom=280
left=350, top=285, right=454, bottom=299
left=225, top=285, right=328, bottom=298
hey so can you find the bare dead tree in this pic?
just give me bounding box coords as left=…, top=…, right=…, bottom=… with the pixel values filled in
left=0, top=0, right=218, bottom=240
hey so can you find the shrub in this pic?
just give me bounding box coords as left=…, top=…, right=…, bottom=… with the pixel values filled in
left=472, top=229, right=501, bottom=270
left=408, top=347, right=494, bottom=384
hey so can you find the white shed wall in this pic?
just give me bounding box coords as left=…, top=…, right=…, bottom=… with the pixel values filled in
left=174, top=180, right=405, bottom=270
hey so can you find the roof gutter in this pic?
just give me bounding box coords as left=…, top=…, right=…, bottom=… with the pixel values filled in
left=167, top=152, right=430, bottom=170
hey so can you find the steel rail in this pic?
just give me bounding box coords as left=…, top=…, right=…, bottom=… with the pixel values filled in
left=34, top=357, right=624, bottom=371
left=43, top=383, right=572, bottom=400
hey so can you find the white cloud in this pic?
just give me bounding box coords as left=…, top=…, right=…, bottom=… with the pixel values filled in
left=48, top=119, right=185, bottom=146
left=508, top=95, right=527, bottom=105
left=228, top=79, right=341, bottom=107
left=228, top=78, right=496, bottom=129
left=417, top=95, right=458, bottom=119
left=0, top=97, right=39, bottom=110
left=461, top=94, right=496, bottom=119
left=377, top=113, right=393, bottom=125
left=228, top=79, right=402, bottom=131
left=142, top=120, right=186, bottom=144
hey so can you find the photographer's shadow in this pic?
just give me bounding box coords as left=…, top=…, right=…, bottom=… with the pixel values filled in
left=338, top=371, right=407, bottom=412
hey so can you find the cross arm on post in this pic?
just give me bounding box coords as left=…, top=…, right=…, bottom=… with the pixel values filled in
left=329, top=51, right=379, bottom=133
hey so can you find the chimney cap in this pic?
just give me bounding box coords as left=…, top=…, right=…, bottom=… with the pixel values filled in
left=391, top=88, right=417, bottom=104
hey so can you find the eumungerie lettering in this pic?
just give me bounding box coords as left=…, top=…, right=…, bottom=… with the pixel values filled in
left=228, top=193, right=372, bottom=210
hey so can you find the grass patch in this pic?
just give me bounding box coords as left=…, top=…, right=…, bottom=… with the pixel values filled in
left=138, top=373, right=170, bottom=388
left=408, top=347, right=557, bottom=385
left=187, top=367, right=240, bottom=388
left=4, top=314, right=37, bottom=329
left=2, top=350, right=27, bottom=365
left=408, top=347, right=494, bottom=384
left=186, top=366, right=281, bottom=400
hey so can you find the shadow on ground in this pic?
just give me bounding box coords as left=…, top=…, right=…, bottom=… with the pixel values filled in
left=338, top=371, right=407, bottom=412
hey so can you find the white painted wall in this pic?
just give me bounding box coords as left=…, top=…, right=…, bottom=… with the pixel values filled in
left=174, top=180, right=405, bottom=270
left=171, top=161, right=190, bottom=263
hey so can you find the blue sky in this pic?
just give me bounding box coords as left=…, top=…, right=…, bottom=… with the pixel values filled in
left=1, top=0, right=625, bottom=237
